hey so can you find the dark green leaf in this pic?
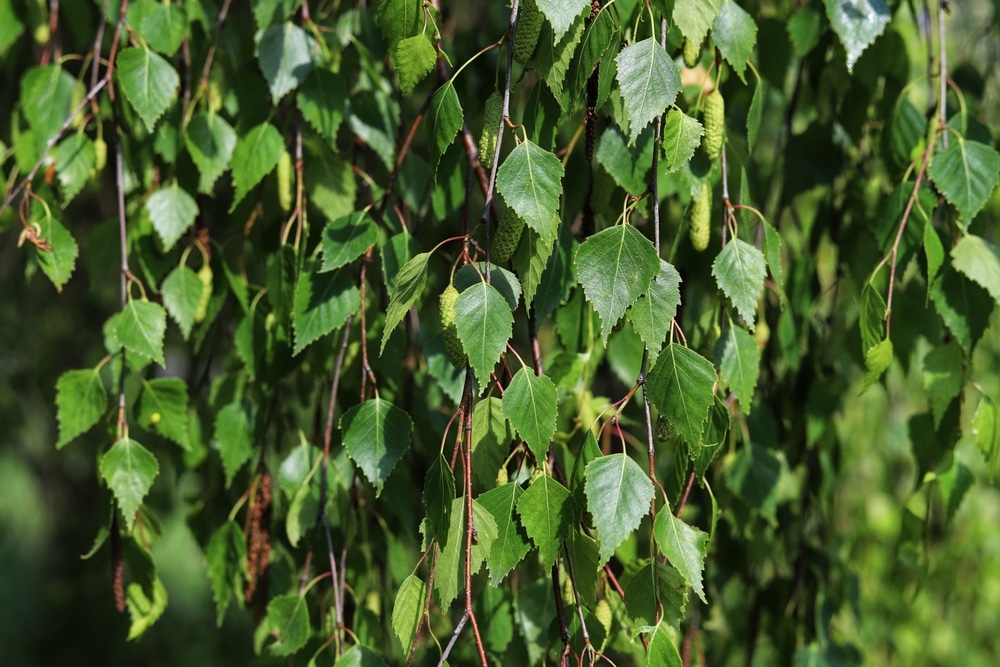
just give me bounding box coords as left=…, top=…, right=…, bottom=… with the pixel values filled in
left=162, top=264, right=204, bottom=340
left=214, top=401, right=257, bottom=487
left=471, top=397, right=514, bottom=487
left=585, top=453, right=654, bottom=566
left=646, top=621, right=683, bottom=667
left=423, top=455, right=455, bottom=544
left=720, top=325, right=760, bottom=413
left=264, top=594, right=310, bottom=656
left=137, top=377, right=190, bottom=450
left=297, top=68, right=348, bottom=146
left=477, top=483, right=531, bottom=585
left=428, top=82, right=463, bottom=176
left=496, top=140, right=564, bottom=242
left=434, top=496, right=464, bottom=607
left=454, top=282, right=514, bottom=387
left=341, top=398, right=413, bottom=496
left=381, top=252, right=430, bottom=353
left=503, top=368, right=558, bottom=460
left=653, top=508, right=708, bottom=603
left=100, top=437, right=159, bottom=531
left=627, top=260, right=682, bottom=353
left=921, top=341, right=963, bottom=428
left=725, top=443, right=785, bottom=525
left=146, top=183, right=198, bottom=251
left=516, top=474, right=573, bottom=566
left=55, top=132, right=96, bottom=203
left=647, top=344, right=717, bottom=447
left=117, top=47, right=179, bottom=132
left=928, top=139, right=1000, bottom=226
left=712, top=238, right=766, bottom=329
left=292, top=262, right=360, bottom=355
left=185, top=112, right=237, bottom=193
left=747, top=76, right=765, bottom=154
left=930, top=265, right=993, bottom=353
left=230, top=122, right=284, bottom=211
left=56, top=368, right=107, bottom=448
left=205, top=521, right=246, bottom=626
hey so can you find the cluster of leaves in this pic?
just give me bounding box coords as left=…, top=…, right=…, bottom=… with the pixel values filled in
left=1, top=0, right=999, bottom=664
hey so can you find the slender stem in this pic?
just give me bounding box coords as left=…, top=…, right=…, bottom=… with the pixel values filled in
left=437, top=611, right=469, bottom=667
left=938, top=0, right=948, bottom=149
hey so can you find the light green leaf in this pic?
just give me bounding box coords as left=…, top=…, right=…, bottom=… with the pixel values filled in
left=516, top=474, right=573, bottom=566
left=653, top=508, right=708, bottom=603
left=454, top=263, right=523, bottom=311
left=471, top=397, right=514, bottom=488
left=146, top=183, right=198, bottom=251
left=585, top=453, right=655, bottom=566
left=0, top=1, right=25, bottom=58
left=503, top=368, right=558, bottom=460
left=141, top=2, right=187, bottom=56
left=646, top=621, right=683, bottom=667
left=137, top=377, right=190, bottom=450
left=824, top=0, right=890, bottom=72
left=126, top=575, right=168, bottom=640
left=470, top=499, right=499, bottom=576
left=214, top=401, right=257, bottom=487
left=118, top=300, right=167, bottom=367
left=292, top=262, right=360, bottom=355
left=762, top=216, right=784, bottom=294
left=951, top=234, right=1000, bottom=304
left=536, top=0, right=589, bottom=42
left=100, top=437, right=159, bottom=531
left=860, top=282, right=887, bottom=354
left=496, top=140, right=564, bottom=242
left=596, top=125, right=653, bottom=194
left=712, top=0, right=757, bottom=80
left=627, top=260, right=682, bottom=353
left=55, top=132, right=96, bottom=203
left=31, top=203, right=78, bottom=292
left=477, top=483, right=531, bottom=585
left=534, top=18, right=586, bottom=101
left=256, top=22, right=317, bottom=103
left=712, top=238, right=766, bottom=329
left=381, top=252, right=430, bottom=353
left=972, top=395, right=999, bottom=482
left=924, top=221, right=945, bottom=295
left=56, top=368, right=107, bottom=448
left=615, top=37, right=681, bottom=145
left=922, top=342, right=964, bottom=428
left=162, top=264, right=204, bottom=340
left=334, top=645, right=389, bottom=667
left=928, top=139, right=1000, bottom=226
left=391, top=574, right=427, bottom=652
left=661, top=109, right=704, bottom=173
left=205, top=521, right=246, bottom=626
left=394, top=34, right=436, bottom=95
left=21, top=65, right=79, bottom=149
left=297, top=68, right=348, bottom=146
left=720, top=325, right=760, bottom=413
left=647, top=344, right=716, bottom=447
left=428, top=82, right=463, bottom=176
left=454, top=282, right=514, bottom=387
left=117, top=47, right=179, bottom=132
left=253, top=0, right=303, bottom=28
left=375, top=0, right=422, bottom=50
left=341, top=398, right=413, bottom=496
left=185, top=112, right=237, bottom=193
left=434, top=496, right=464, bottom=607
left=673, top=0, right=723, bottom=45
left=230, top=121, right=284, bottom=211
left=264, top=594, right=310, bottom=656
left=861, top=338, right=893, bottom=394
left=576, top=224, right=659, bottom=343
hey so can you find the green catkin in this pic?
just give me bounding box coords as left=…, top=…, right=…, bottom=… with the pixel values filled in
left=440, top=285, right=465, bottom=368
left=703, top=89, right=725, bottom=160
left=513, top=0, right=543, bottom=64
left=683, top=37, right=700, bottom=68
left=479, top=91, right=503, bottom=168
left=492, top=208, right=525, bottom=264
left=195, top=264, right=213, bottom=323
left=276, top=150, right=293, bottom=212
left=689, top=181, right=711, bottom=252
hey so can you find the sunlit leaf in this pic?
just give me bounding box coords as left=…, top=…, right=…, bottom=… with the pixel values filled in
left=712, top=0, right=757, bottom=80
left=615, top=37, right=680, bottom=144
left=454, top=282, right=514, bottom=387
left=972, top=395, right=999, bottom=482
left=627, top=260, right=682, bottom=354
left=147, top=183, right=198, bottom=251
left=673, top=0, right=723, bottom=46
left=381, top=252, right=430, bottom=353
left=647, top=344, right=716, bottom=447
left=264, top=594, right=310, bottom=656
left=100, top=437, right=159, bottom=531
left=922, top=341, right=963, bottom=428
left=861, top=338, right=894, bottom=394
left=185, top=112, right=237, bottom=193
left=661, top=109, right=704, bottom=173
left=503, top=368, right=557, bottom=460
left=117, top=47, right=179, bottom=132
left=117, top=300, right=167, bottom=367
left=496, top=140, right=564, bottom=242
left=394, top=34, right=436, bottom=95
left=257, top=22, right=317, bottom=103
left=824, top=0, right=890, bottom=72
left=391, top=574, right=426, bottom=652
left=536, top=0, right=589, bottom=42
left=653, top=508, right=709, bottom=603
left=951, top=234, right=1000, bottom=305
left=712, top=238, right=766, bottom=329
left=292, top=261, right=360, bottom=355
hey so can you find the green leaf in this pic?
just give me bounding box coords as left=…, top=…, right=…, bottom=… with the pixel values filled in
left=712, top=238, right=767, bottom=329
left=455, top=263, right=523, bottom=311
left=972, top=395, right=999, bottom=481
left=375, top=0, right=422, bottom=50
left=720, top=325, right=760, bottom=413
left=381, top=252, right=430, bottom=353
left=477, top=483, right=531, bottom=585
left=516, top=474, right=573, bottom=566
left=391, top=574, right=427, bottom=652
left=117, top=47, right=179, bottom=132
left=297, top=68, right=348, bottom=146
left=951, top=234, right=1000, bottom=305
left=185, top=112, right=237, bottom=193
left=646, top=621, right=683, bottom=667
left=503, top=368, right=558, bottom=460
left=596, top=125, right=653, bottom=194
left=162, top=264, right=203, bottom=340
left=924, top=221, right=945, bottom=295
left=576, top=224, right=660, bottom=343
left=922, top=342, right=963, bottom=428
left=930, top=265, right=993, bottom=353
left=824, top=0, right=890, bottom=72
left=214, top=401, right=257, bottom=487
left=292, top=262, right=360, bottom=355
left=454, top=282, right=514, bottom=387
left=860, top=282, right=887, bottom=354
left=747, top=76, right=766, bottom=155
left=253, top=0, right=303, bottom=28
left=205, top=521, right=246, bottom=626
left=141, top=3, right=187, bottom=55
left=653, top=508, right=709, bottom=603
left=535, top=18, right=586, bottom=101
left=928, top=139, right=1000, bottom=225
left=673, top=0, right=723, bottom=45
left=725, top=443, right=785, bottom=525
left=471, top=397, right=514, bottom=488
left=496, top=140, right=564, bottom=242
left=615, top=37, right=681, bottom=145
left=56, top=368, right=107, bottom=448
left=394, top=34, right=436, bottom=95
left=621, top=561, right=689, bottom=631
left=647, top=344, right=717, bottom=447
left=566, top=7, right=618, bottom=97
left=422, top=455, right=455, bottom=544
left=264, top=594, right=310, bottom=656
left=787, top=2, right=826, bottom=56
left=257, top=22, right=317, bottom=103
left=230, top=121, right=284, bottom=211
left=513, top=226, right=556, bottom=309
left=147, top=183, right=198, bottom=251
left=126, top=575, right=168, bottom=640
left=585, top=453, right=655, bottom=566
left=434, top=496, right=464, bottom=607
left=938, top=460, right=973, bottom=524
left=861, top=338, right=893, bottom=394
left=118, top=300, right=167, bottom=367
left=137, top=377, right=190, bottom=450
left=627, top=260, right=682, bottom=354
left=470, top=499, right=498, bottom=576
left=536, top=0, right=590, bottom=42
left=761, top=216, right=784, bottom=295
left=0, top=1, right=25, bottom=58
left=305, top=149, right=356, bottom=222
left=712, top=0, right=757, bottom=80
left=32, top=203, right=78, bottom=292
left=334, top=645, right=388, bottom=667
left=661, top=109, right=704, bottom=173
left=21, top=65, right=79, bottom=149
left=100, top=437, right=159, bottom=531
left=428, top=82, right=463, bottom=176
left=55, top=132, right=96, bottom=203
left=341, top=398, right=413, bottom=496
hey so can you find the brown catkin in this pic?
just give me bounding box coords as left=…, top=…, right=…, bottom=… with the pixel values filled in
left=689, top=181, right=712, bottom=251
left=703, top=89, right=725, bottom=160
left=513, top=0, right=543, bottom=64
left=479, top=91, right=503, bottom=168
left=492, top=208, right=525, bottom=264
left=440, top=285, right=465, bottom=368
